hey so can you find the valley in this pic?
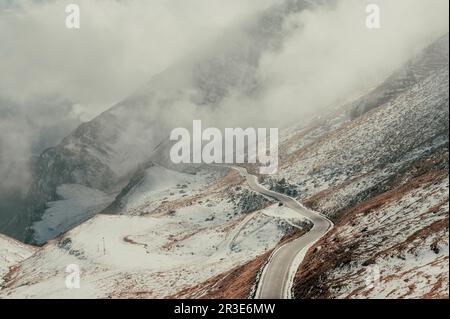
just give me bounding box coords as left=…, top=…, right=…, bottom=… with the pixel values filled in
left=0, top=0, right=448, bottom=300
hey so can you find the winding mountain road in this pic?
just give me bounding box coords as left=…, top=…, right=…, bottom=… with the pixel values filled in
left=232, top=166, right=334, bottom=299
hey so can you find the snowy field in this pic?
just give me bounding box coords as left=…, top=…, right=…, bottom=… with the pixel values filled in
left=0, top=235, right=36, bottom=286
left=32, top=184, right=115, bottom=244
left=0, top=169, right=299, bottom=298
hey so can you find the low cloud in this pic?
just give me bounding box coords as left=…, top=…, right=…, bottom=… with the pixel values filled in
left=0, top=0, right=448, bottom=193
left=0, top=0, right=278, bottom=192
left=0, top=0, right=278, bottom=117
left=211, top=0, right=449, bottom=128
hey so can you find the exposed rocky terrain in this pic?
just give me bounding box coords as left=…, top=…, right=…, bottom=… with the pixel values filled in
left=272, top=34, right=449, bottom=299
left=294, top=169, right=448, bottom=298
left=0, top=1, right=447, bottom=300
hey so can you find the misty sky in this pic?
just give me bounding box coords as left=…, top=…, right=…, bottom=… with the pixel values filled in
left=0, top=0, right=279, bottom=119
left=0, top=0, right=449, bottom=195
left=1, top=0, right=448, bottom=120
left=0, top=0, right=279, bottom=194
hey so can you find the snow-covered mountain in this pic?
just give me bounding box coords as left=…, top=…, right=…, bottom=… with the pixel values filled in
left=0, top=167, right=303, bottom=298
left=0, top=31, right=447, bottom=299
left=0, top=234, right=36, bottom=287
left=11, top=0, right=324, bottom=244
left=276, top=34, right=449, bottom=299
left=0, top=0, right=448, bottom=299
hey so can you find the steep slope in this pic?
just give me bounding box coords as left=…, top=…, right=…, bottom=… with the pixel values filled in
left=268, top=34, right=449, bottom=299
left=0, top=169, right=305, bottom=299
left=294, top=170, right=448, bottom=299
left=0, top=234, right=36, bottom=286
left=1, top=33, right=447, bottom=299
left=351, top=33, right=449, bottom=118
left=13, top=0, right=327, bottom=244
left=274, top=34, right=448, bottom=218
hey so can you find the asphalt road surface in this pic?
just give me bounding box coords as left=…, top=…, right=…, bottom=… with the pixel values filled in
left=232, top=166, right=334, bottom=299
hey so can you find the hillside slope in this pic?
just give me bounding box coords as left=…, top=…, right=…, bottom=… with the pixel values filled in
left=0, top=234, right=36, bottom=287
left=0, top=168, right=306, bottom=298
left=270, top=34, right=449, bottom=299
left=10, top=0, right=325, bottom=244
left=1, top=32, right=447, bottom=298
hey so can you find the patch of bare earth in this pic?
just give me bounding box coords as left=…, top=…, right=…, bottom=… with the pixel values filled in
left=293, top=168, right=449, bottom=299
left=169, top=229, right=306, bottom=299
